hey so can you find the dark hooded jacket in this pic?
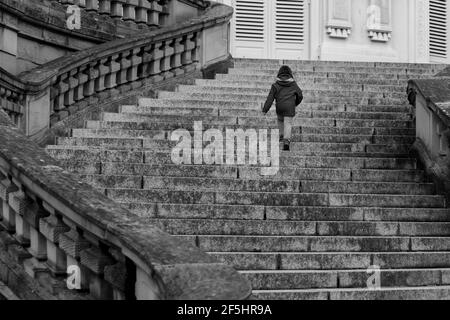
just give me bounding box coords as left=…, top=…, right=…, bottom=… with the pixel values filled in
left=262, top=65, right=303, bottom=117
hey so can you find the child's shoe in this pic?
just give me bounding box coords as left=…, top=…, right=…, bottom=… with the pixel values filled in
left=283, top=139, right=291, bottom=151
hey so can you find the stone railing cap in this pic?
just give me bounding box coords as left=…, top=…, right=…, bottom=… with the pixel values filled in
left=409, top=66, right=450, bottom=125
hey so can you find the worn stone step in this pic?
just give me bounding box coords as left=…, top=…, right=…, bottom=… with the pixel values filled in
left=267, top=207, right=450, bottom=223
left=251, top=286, right=450, bottom=300
left=180, top=235, right=415, bottom=252
left=123, top=104, right=412, bottom=120
left=118, top=203, right=450, bottom=222
left=210, top=252, right=450, bottom=270
left=137, top=177, right=434, bottom=195
left=176, top=85, right=407, bottom=100
left=153, top=219, right=450, bottom=236
left=87, top=118, right=414, bottom=131
left=244, top=268, right=450, bottom=290
left=216, top=73, right=415, bottom=85
left=46, top=146, right=417, bottom=169
left=157, top=91, right=406, bottom=104
left=232, top=58, right=445, bottom=69
left=139, top=97, right=412, bottom=112
left=229, top=66, right=437, bottom=76
left=295, top=134, right=414, bottom=144
left=195, top=79, right=406, bottom=92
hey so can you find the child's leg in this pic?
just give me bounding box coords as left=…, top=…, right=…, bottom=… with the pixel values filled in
left=284, top=117, right=293, bottom=141
left=277, top=115, right=284, bottom=139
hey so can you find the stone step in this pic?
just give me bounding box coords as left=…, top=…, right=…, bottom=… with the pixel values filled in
left=195, top=79, right=406, bottom=92
left=251, top=286, right=450, bottom=300
left=100, top=113, right=414, bottom=129
left=107, top=189, right=445, bottom=208
left=47, top=148, right=417, bottom=169
left=59, top=162, right=428, bottom=183
left=137, top=99, right=413, bottom=114
left=77, top=175, right=435, bottom=195
left=157, top=91, right=406, bottom=104
left=229, top=66, right=437, bottom=76
left=119, top=203, right=450, bottom=222
left=210, top=252, right=450, bottom=270
left=226, top=69, right=433, bottom=80
left=69, top=128, right=415, bottom=143
left=243, top=268, right=450, bottom=290
left=123, top=104, right=413, bottom=118
left=179, top=235, right=450, bottom=253
left=215, top=73, right=416, bottom=85
left=152, top=219, right=450, bottom=236
left=123, top=105, right=412, bottom=121
left=232, top=58, right=445, bottom=69
left=176, top=85, right=406, bottom=98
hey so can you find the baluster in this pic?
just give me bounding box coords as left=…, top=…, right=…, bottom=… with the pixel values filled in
left=111, top=0, right=125, bottom=19
left=0, top=175, right=18, bottom=232
left=105, top=54, right=121, bottom=89
left=9, top=188, right=31, bottom=246
left=83, top=63, right=97, bottom=98
left=75, top=0, right=87, bottom=8
left=160, top=40, right=174, bottom=79
left=74, top=66, right=89, bottom=102
left=65, top=69, right=79, bottom=107
left=86, top=0, right=99, bottom=12
left=171, top=37, right=185, bottom=76
left=39, top=208, right=70, bottom=275
left=80, top=244, right=114, bottom=299
left=98, top=0, right=111, bottom=15
left=136, top=0, right=150, bottom=25
left=148, top=0, right=161, bottom=26
left=104, top=248, right=128, bottom=300
left=116, top=52, right=130, bottom=86
left=59, top=219, right=91, bottom=291
left=127, top=48, right=143, bottom=83
left=182, top=33, right=196, bottom=73
left=123, top=0, right=138, bottom=22
left=54, top=73, right=69, bottom=113
left=148, top=42, right=164, bottom=82
left=25, top=200, right=49, bottom=261
left=94, top=58, right=109, bottom=93
left=191, top=31, right=200, bottom=66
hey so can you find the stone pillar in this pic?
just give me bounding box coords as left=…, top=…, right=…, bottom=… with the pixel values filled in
left=408, top=0, right=430, bottom=63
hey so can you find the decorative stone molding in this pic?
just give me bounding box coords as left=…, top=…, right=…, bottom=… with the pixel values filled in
left=326, top=25, right=351, bottom=39
left=326, top=0, right=352, bottom=39
left=368, top=29, right=392, bottom=42
left=367, top=0, right=392, bottom=42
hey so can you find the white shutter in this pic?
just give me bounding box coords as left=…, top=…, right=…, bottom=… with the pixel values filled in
left=275, top=0, right=305, bottom=44
left=429, top=0, right=448, bottom=59
left=235, top=0, right=265, bottom=41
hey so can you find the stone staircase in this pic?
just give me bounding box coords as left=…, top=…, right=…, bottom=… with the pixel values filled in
left=45, top=58, right=450, bottom=300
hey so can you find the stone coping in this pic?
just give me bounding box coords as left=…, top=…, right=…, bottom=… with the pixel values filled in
left=11, top=2, right=232, bottom=92
left=409, top=66, right=450, bottom=127
left=0, top=109, right=251, bottom=300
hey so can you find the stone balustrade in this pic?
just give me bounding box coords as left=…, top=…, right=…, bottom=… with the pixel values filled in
left=0, top=109, right=251, bottom=300
left=0, top=68, right=26, bottom=130
left=408, top=66, right=450, bottom=201
left=0, top=2, right=231, bottom=142
left=53, top=0, right=208, bottom=28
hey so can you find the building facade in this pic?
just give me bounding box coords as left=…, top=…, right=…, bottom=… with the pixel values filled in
left=216, top=0, right=450, bottom=63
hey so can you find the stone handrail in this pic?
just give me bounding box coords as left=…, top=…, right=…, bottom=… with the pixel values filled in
left=408, top=66, right=450, bottom=201
left=0, top=1, right=232, bottom=140
left=0, top=108, right=252, bottom=300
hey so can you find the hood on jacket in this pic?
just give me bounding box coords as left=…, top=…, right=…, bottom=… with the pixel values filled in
left=277, top=65, right=294, bottom=86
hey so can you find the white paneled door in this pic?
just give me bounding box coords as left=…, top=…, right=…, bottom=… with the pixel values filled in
left=222, top=0, right=309, bottom=60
